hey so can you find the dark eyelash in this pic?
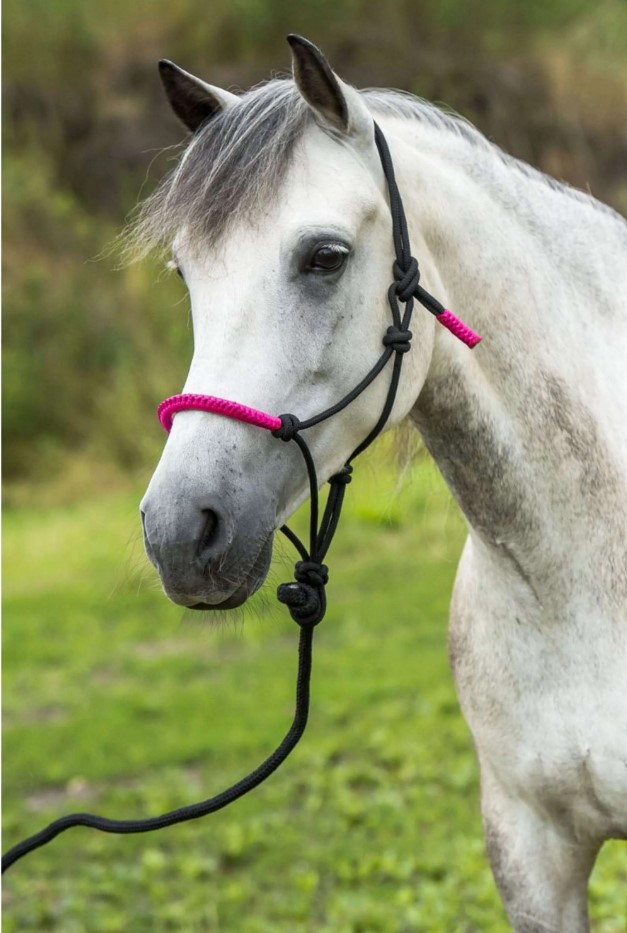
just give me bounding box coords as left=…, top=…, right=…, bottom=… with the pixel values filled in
left=166, top=259, right=185, bottom=281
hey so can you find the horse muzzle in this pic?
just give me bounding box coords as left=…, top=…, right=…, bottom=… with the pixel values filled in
left=140, top=490, right=274, bottom=609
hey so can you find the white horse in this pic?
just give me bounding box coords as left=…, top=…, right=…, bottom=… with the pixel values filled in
left=136, top=36, right=627, bottom=932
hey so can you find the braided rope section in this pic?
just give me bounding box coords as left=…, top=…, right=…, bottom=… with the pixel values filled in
left=436, top=310, right=482, bottom=348
left=158, top=394, right=282, bottom=434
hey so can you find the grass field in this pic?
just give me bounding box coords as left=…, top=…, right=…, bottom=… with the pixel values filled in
left=2, top=455, right=624, bottom=931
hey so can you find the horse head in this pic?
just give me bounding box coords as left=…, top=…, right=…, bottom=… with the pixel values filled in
left=140, top=37, right=435, bottom=609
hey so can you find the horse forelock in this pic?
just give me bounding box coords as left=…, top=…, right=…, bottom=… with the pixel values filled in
left=124, top=79, right=310, bottom=261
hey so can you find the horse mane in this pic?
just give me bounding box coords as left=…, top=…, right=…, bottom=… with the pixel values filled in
left=123, top=77, right=623, bottom=262
left=365, top=88, right=624, bottom=225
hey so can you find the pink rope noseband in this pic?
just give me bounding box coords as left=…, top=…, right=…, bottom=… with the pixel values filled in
left=158, top=393, right=281, bottom=435
left=157, top=312, right=480, bottom=435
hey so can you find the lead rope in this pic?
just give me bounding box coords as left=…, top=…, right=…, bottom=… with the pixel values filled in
left=2, top=123, right=480, bottom=874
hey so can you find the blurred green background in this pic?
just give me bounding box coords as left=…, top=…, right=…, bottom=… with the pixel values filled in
left=3, top=1, right=626, bottom=930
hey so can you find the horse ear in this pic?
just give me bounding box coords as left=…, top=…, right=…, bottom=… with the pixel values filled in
left=158, top=60, right=239, bottom=132
left=287, top=34, right=372, bottom=140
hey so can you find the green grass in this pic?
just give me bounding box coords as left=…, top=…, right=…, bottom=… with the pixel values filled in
left=2, top=456, right=624, bottom=931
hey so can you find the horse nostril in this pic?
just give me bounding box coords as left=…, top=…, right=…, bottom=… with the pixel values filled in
left=197, top=509, right=220, bottom=560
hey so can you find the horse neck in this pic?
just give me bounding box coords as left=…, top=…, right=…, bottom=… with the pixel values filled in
left=384, top=115, right=627, bottom=605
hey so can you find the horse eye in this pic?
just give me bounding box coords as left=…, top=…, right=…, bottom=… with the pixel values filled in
left=307, top=243, right=349, bottom=274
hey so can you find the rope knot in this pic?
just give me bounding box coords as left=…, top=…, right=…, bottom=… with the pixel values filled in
left=393, top=256, right=420, bottom=302
left=294, top=560, right=329, bottom=588
left=277, top=560, right=329, bottom=627
left=382, top=325, right=413, bottom=354
left=272, top=413, right=301, bottom=442
left=329, top=465, right=353, bottom=486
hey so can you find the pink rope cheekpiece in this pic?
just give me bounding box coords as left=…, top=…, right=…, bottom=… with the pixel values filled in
left=158, top=394, right=282, bottom=435
left=436, top=309, right=482, bottom=348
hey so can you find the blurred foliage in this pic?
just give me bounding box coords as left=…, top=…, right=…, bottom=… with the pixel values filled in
left=3, top=0, right=627, bottom=493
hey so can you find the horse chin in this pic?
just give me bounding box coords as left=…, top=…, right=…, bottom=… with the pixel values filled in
left=189, top=591, right=250, bottom=611
left=169, top=534, right=273, bottom=612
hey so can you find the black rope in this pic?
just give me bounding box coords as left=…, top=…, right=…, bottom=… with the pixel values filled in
left=2, top=121, right=436, bottom=875
left=2, top=625, right=315, bottom=873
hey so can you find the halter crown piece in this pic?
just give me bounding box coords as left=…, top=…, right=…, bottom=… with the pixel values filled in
left=2, top=124, right=480, bottom=874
